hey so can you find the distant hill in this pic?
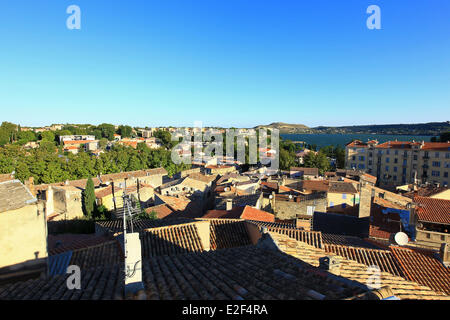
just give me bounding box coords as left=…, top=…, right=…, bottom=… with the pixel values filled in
left=312, top=121, right=450, bottom=135
left=254, top=121, right=450, bottom=136
left=254, top=122, right=312, bottom=134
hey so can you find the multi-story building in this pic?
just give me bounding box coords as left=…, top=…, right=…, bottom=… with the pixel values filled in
left=345, top=140, right=450, bottom=187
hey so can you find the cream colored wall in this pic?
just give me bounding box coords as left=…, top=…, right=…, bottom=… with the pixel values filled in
left=100, top=190, right=124, bottom=211
left=327, top=192, right=356, bottom=208
left=0, top=203, right=47, bottom=269
left=195, top=221, right=211, bottom=251
left=430, top=189, right=450, bottom=200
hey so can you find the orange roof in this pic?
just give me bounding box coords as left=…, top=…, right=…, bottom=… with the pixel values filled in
left=414, top=196, right=450, bottom=225
left=421, top=142, right=450, bottom=150
left=145, top=204, right=174, bottom=219
left=240, top=206, right=275, bottom=222
left=301, top=180, right=329, bottom=192
left=63, top=140, right=97, bottom=145
left=203, top=205, right=274, bottom=223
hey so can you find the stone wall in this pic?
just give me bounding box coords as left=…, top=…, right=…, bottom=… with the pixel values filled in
left=273, top=197, right=327, bottom=220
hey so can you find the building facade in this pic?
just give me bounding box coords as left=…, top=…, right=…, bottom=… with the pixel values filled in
left=345, top=140, right=450, bottom=187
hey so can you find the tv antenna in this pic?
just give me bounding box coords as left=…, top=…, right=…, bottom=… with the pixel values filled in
left=121, top=178, right=140, bottom=280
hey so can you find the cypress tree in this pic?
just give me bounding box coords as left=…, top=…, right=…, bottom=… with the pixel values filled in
left=83, top=176, right=96, bottom=218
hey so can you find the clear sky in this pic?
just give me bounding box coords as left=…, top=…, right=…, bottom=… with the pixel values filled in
left=0, top=0, right=449, bottom=128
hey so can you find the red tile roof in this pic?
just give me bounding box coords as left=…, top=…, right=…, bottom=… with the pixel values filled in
left=414, top=196, right=450, bottom=225
left=240, top=206, right=275, bottom=222
left=301, top=180, right=329, bottom=192
left=391, top=246, right=450, bottom=295
left=145, top=204, right=174, bottom=219
left=47, top=234, right=114, bottom=255
left=203, top=206, right=275, bottom=223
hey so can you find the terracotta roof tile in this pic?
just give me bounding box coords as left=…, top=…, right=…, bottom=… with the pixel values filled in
left=390, top=246, right=450, bottom=295
left=206, top=219, right=252, bottom=250
left=324, top=244, right=404, bottom=277
left=141, top=223, right=204, bottom=257
left=414, top=196, right=450, bottom=225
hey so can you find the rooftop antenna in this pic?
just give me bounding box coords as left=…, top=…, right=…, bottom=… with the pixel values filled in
left=122, top=178, right=144, bottom=297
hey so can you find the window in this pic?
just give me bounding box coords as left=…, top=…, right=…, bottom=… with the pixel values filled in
left=394, top=158, right=398, bottom=164
left=432, top=161, right=441, bottom=167
left=395, top=150, right=398, bottom=155
left=393, top=175, right=397, bottom=181
left=306, top=206, right=315, bottom=215
left=446, top=153, right=450, bottom=159
left=342, top=194, right=347, bottom=199
left=435, top=152, right=440, bottom=158
left=359, top=156, right=365, bottom=161
left=352, top=156, right=356, bottom=160
left=385, top=166, right=389, bottom=172
left=358, top=164, right=365, bottom=169
left=394, top=166, right=398, bottom=172
left=444, top=172, right=448, bottom=178
left=441, top=235, right=446, bottom=241
left=431, top=171, right=440, bottom=177
left=426, top=233, right=431, bottom=239
left=413, top=155, right=418, bottom=160
left=386, top=157, right=390, bottom=163
left=329, top=201, right=334, bottom=207
left=386, top=150, right=390, bottom=155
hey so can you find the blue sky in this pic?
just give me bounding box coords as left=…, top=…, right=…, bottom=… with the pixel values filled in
left=0, top=0, right=449, bottom=128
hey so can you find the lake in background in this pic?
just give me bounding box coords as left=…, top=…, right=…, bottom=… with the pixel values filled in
left=280, top=134, right=433, bottom=149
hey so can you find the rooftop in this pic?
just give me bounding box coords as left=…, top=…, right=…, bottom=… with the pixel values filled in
left=0, top=180, right=37, bottom=212
left=414, top=196, right=450, bottom=225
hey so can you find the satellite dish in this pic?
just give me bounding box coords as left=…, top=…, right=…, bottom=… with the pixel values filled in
left=394, top=232, right=409, bottom=246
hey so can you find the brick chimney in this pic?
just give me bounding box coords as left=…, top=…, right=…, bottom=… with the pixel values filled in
left=358, top=185, right=372, bottom=218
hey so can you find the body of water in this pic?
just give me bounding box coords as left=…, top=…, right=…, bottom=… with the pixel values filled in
left=280, top=133, right=433, bottom=149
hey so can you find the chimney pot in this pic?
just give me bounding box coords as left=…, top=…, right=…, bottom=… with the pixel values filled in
left=319, top=256, right=341, bottom=275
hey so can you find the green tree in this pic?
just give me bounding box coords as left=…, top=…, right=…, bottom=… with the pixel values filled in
left=118, top=125, right=133, bottom=138
left=40, top=131, right=55, bottom=142
left=82, top=176, right=96, bottom=218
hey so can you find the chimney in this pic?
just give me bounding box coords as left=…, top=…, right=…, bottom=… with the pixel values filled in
left=226, top=198, right=233, bottom=211
left=319, top=256, right=341, bottom=276
left=25, top=176, right=35, bottom=197
left=124, top=232, right=145, bottom=298
left=195, top=220, right=211, bottom=251
left=440, top=243, right=450, bottom=266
